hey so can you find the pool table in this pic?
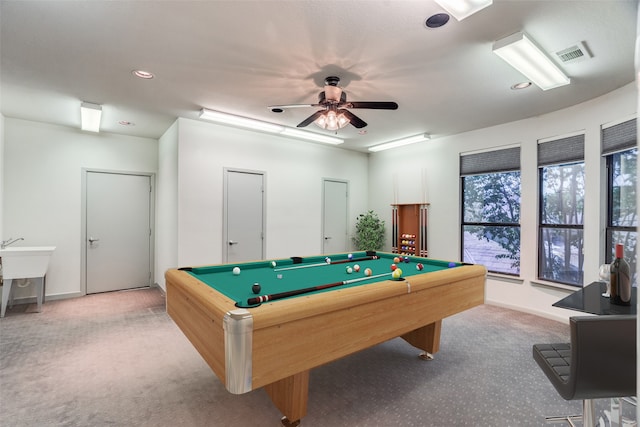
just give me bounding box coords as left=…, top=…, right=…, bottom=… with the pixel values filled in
left=166, top=251, right=486, bottom=426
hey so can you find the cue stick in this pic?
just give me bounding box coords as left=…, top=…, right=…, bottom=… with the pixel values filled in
left=273, top=262, right=328, bottom=272
left=247, top=272, right=392, bottom=305
left=273, top=256, right=378, bottom=272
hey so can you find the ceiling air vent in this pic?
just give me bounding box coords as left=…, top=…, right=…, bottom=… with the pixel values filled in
left=555, top=41, right=592, bottom=63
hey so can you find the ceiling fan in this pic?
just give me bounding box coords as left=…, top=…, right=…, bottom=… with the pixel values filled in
left=268, top=76, right=398, bottom=131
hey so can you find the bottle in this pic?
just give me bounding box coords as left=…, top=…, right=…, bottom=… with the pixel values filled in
left=609, top=243, right=631, bottom=306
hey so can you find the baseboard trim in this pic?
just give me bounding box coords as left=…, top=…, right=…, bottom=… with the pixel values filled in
left=484, top=300, right=573, bottom=323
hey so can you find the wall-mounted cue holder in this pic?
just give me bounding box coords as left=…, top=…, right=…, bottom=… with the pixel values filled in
left=391, top=203, right=429, bottom=257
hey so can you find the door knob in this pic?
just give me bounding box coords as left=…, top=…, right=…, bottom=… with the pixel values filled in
left=228, top=240, right=238, bottom=245
left=324, top=236, right=332, bottom=240
left=88, top=237, right=100, bottom=244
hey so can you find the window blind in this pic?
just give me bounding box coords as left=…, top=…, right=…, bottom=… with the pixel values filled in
left=460, top=146, right=520, bottom=176
left=602, top=118, right=637, bottom=155
left=537, top=134, right=584, bottom=167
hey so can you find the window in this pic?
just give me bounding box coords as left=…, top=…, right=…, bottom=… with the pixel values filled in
left=461, top=147, right=521, bottom=275
left=603, top=118, right=637, bottom=284
left=538, top=134, right=585, bottom=286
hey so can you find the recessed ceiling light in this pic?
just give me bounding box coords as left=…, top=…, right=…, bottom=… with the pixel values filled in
left=118, top=120, right=135, bottom=126
left=132, top=70, right=154, bottom=79
left=511, top=82, right=532, bottom=90
left=425, top=13, right=450, bottom=28
left=358, top=130, right=368, bottom=135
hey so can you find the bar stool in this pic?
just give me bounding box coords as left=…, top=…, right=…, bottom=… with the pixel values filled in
left=532, top=315, right=636, bottom=427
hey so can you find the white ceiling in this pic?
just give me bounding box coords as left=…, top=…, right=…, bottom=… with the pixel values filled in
left=1, top=1, right=637, bottom=152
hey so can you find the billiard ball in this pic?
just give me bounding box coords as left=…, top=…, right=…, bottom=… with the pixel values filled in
left=232, top=266, right=241, bottom=275
left=416, top=263, right=424, bottom=271
left=448, top=262, right=456, bottom=268
left=353, top=264, right=360, bottom=272
left=270, top=261, right=277, bottom=268
left=392, top=269, right=402, bottom=279
left=364, top=268, right=372, bottom=276
left=404, top=256, right=410, bottom=263
left=252, top=283, right=261, bottom=294
left=325, top=257, right=331, bottom=264
left=390, top=264, right=397, bottom=271
left=393, top=256, right=400, bottom=264
left=348, top=253, right=353, bottom=260
left=346, top=266, right=353, bottom=274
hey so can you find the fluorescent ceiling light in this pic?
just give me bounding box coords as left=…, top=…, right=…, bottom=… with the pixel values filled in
left=493, top=32, right=570, bottom=91
left=434, top=0, right=492, bottom=21
left=280, top=128, right=343, bottom=145
left=199, top=108, right=284, bottom=133
left=80, top=102, right=102, bottom=132
left=199, top=108, right=343, bottom=145
left=368, top=134, right=430, bottom=152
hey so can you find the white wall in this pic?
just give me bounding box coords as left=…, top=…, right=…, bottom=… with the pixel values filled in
left=369, top=82, right=637, bottom=322
left=2, top=118, right=158, bottom=300
left=169, top=118, right=369, bottom=273
left=155, top=120, right=179, bottom=290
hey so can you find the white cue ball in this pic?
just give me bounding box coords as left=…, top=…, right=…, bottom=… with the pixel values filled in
left=346, top=266, right=353, bottom=274
left=270, top=261, right=277, bottom=268
left=232, top=267, right=241, bottom=275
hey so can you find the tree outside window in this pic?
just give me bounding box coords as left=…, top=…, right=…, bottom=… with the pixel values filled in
left=538, top=162, right=585, bottom=286
left=462, top=172, right=521, bottom=274
left=606, top=148, right=637, bottom=284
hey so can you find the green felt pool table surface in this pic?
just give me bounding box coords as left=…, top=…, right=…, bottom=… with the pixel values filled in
left=185, top=252, right=460, bottom=306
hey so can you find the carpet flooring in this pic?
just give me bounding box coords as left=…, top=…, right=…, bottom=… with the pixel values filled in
left=0, top=287, right=635, bottom=426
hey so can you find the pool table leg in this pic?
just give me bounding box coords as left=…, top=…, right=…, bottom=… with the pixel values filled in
left=400, top=320, right=442, bottom=360
left=264, top=370, right=309, bottom=426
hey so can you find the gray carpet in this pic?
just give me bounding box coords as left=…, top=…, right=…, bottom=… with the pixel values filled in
left=0, top=287, right=634, bottom=426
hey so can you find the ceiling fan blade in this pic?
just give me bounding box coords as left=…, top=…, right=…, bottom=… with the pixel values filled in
left=345, top=101, right=398, bottom=110
left=269, top=104, right=320, bottom=112
left=341, top=109, right=368, bottom=129
left=297, top=110, right=325, bottom=127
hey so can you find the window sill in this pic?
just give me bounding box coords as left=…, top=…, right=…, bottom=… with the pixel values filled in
left=530, top=279, right=582, bottom=292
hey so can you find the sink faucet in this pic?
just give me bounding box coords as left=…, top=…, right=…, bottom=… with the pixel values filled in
left=1, top=237, right=24, bottom=249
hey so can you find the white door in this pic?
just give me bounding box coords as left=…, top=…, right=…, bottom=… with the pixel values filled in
left=224, top=169, right=265, bottom=263
left=86, top=171, right=152, bottom=294
left=322, top=179, right=348, bottom=253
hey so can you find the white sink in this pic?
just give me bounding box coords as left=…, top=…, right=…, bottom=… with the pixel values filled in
left=0, top=246, right=56, bottom=279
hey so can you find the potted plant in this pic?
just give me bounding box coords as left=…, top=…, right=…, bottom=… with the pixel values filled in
left=353, top=210, right=385, bottom=251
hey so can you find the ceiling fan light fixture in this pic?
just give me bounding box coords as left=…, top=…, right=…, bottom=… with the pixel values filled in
left=324, top=85, right=342, bottom=102
left=493, top=32, right=570, bottom=91
left=314, top=110, right=350, bottom=131
left=368, top=133, right=431, bottom=152
left=434, top=0, right=492, bottom=21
